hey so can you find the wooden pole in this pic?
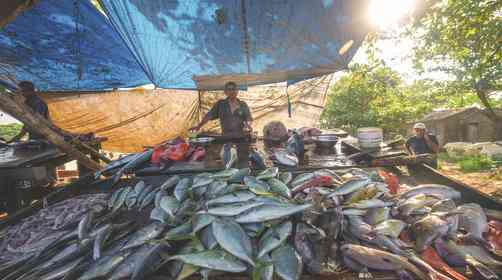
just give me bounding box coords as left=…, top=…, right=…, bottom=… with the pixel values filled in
left=68, top=138, right=111, bottom=164
left=0, top=90, right=101, bottom=171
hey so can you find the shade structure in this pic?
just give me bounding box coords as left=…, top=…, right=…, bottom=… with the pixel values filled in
left=0, top=0, right=370, bottom=91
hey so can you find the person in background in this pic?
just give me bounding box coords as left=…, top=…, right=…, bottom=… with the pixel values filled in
left=190, top=81, right=253, bottom=137
left=263, top=121, right=288, bottom=147
left=406, top=122, right=439, bottom=177
left=7, top=81, right=50, bottom=142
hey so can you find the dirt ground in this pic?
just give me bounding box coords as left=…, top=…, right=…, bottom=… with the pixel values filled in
left=438, top=161, right=502, bottom=199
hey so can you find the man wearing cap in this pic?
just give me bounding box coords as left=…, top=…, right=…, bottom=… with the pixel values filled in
left=406, top=122, right=439, bottom=173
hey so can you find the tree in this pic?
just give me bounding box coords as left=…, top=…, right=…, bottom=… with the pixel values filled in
left=410, top=0, right=502, bottom=123
left=320, top=63, right=439, bottom=137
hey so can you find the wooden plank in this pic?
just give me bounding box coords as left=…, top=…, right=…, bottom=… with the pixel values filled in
left=0, top=91, right=101, bottom=171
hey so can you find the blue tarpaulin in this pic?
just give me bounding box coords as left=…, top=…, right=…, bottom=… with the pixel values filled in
left=0, top=0, right=369, bottom=91
left=0, top=0, right=150, bottom=91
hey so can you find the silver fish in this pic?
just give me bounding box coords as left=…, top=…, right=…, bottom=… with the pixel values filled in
left=268, top=178, right=292, bottom=198
left=160, top=196, right=180, bottom=218
left=279, top=172, right=293, bottom=185
left=200, top=225, right=218, bottom=250
left=160, top=175, right=181, bottom=191
left=257, top=167, right=279, bottom=180
left=150, top=207, right=169, bottom=224
left=271, top=245, right=303, bottom=280
left=121, top=222, right=166, bottom=250
left=457, top=203, right=489, bottom=243
left=412, top=214, right=451, bottom=252
left=435, top=239, right=499, bottom=280
left=155, top=190, right=167, bottom=208
left=131, top=243, right=170, bottom=280
left=341, top=244, right=428, bottom=280
left=364, top=207, right=390, bottom=225
left=202, top=202, right=264, bottom=217
left=136, top=184, right=154, bottom=206
left=206, top=191, right=256, bottom=206
left=113, top=186, right=132, bottom=212
left=209, top=169, right=239, bottom=180
left=400, top=184, right=461, bottom=200
left=164, top=222, right=193, bottom=241
left=192, top=175, right=214, bottom=189
left=108, top=188, right=124, bottom=209
left=235, top=203, right=312, bottom=223
left=258, top=221, right=293, bottom=258
left=109, top=244, right=154, bottom=280
left=228, top=168, right=250, bottom=184
left=244, top=176, right=270, bottom=193
left=345, top=199, right=393, bottom=209
left=274, top=150, right=299, bottom=167
left=139, top=188, right=158, bottom=210
left=212, top=218, right=254, bottom=266
left=372, top=219, right=407, bottom=238
left=78, top=249, right=132, bottom=280
left=330, top=178, right=371, bottom=196
left=175, top=178, right=191, bottom=202
left=290, top=173, right=315, bottom=188
left=192, top=214, right=216, bottom=234
left=93, top=224, right=113, bottom=260
left=169, top=250, right=247, bottom=272
left=78, top=211, right=95, bottom=240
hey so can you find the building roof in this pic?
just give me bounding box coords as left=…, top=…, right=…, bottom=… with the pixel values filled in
left=420, top=107, right=481, bottom=122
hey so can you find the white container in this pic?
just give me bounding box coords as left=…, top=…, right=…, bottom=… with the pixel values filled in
left=357, top=127, right=383, bottom=149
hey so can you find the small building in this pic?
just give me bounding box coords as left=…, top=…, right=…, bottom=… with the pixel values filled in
left=410, top=107, right=502, bottom=147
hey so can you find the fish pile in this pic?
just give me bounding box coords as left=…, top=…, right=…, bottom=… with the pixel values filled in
left=1, top=167, right=502, bottom=280
left=0, top=194, right=108, bottom=265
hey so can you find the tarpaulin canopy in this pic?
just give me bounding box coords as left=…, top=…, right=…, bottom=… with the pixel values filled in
left=0, top=0, right=150, bottom=91
left=41, top=75, right=333, bottom=152
left=0, top=0, right=369, bottom=91
left=99, top=0, right=369, bottom=90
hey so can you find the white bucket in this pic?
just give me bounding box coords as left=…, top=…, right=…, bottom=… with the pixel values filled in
left=357, top=127, right=383, bottom=149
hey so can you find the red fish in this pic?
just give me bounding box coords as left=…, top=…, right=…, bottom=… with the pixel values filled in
left=292, top=175, right=333, bottom=194
left=420, top=246, right=468, bottom=280
left=378, top=170, right=399, bottom=194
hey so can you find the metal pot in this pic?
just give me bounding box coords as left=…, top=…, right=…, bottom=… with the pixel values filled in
left=313, top=135, right=339, bottom=150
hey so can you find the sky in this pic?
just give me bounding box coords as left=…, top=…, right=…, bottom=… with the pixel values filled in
left=351, top=0, right=452, bottom=83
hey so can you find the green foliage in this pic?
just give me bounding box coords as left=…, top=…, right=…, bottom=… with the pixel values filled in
left=438, top=152, right=500, bottom=172
left=409, top=0, right=502, bottom=113
left=437, top=152, right=455, bottom=163
left=0, top=124, right=22, bottom=140
left=320, top=63, right=441, bottom=137
left=458, top=155, right=495, bottom=172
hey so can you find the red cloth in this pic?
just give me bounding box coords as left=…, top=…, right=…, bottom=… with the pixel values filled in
left=163, top=142, right=190, bottom=161
left=378, top=170, right=399, bottom=194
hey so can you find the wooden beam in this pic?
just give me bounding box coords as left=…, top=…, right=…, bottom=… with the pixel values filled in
left=0, top=90, right=101, bottom=171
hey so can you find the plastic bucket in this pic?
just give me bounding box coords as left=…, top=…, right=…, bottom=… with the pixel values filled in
left=357, top=127, right=383, bottom=149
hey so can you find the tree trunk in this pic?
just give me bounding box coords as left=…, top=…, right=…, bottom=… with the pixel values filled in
left=0, top=90, right=101, bottom=171
left=476, top=89, right=502, bottom=140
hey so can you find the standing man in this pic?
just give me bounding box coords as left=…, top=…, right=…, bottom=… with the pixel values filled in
left=406, top=122, right=439, bottom=177
left=190, top=81, right=253, bottom=137
left=190, top=81, right=253, bottom=167
left=8, top=81, right=50, bottom=142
